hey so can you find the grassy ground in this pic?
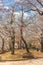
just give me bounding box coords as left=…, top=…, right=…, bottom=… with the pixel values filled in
left=0, top=49, right=43, bottom=61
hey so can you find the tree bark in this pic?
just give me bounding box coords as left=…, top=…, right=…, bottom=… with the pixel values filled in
left=10, top=28, right=15, bottom=54
left=11, top=39, right=15, bottom=54
left=2, top=38, right=4, bottom=53
left=40, top=33, right=43, bottom=52
left=22, top=36, right=30, bottom=53
left=20, top=28, right=30, bottom=53
left=41, top=37, right=43, bottom=52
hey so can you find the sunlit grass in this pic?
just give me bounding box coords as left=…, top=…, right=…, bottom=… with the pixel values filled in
left=0, top=49, right=27, bottom=61
left=0, top=49, right=43, bottom=61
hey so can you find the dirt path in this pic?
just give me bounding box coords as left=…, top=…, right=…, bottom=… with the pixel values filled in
left=0, top=58, right=43, bottom=65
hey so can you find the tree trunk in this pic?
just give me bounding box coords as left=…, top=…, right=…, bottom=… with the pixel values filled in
left=22, top=36, right=30, bottom=53
left=11, top=40, right=15, bottom=54
left=20, top=28, right=30, bottom=53
left=40, top=33, right=43, bottom=52
left=2, top=38, right=4, bottom=53
left=41, top=37, right=43, bottom=52
left=10, top=28, right=15, bottom=54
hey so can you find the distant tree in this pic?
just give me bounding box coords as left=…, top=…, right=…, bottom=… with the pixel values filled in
left=25, top=0, right=43, bottom=52
left=0, top=35, right=4, bottom=53
left=2, top=7, right=16, bottom=54
left=40, top=30, right=43, bottom=52
left=15, top=0, right=43, bottom=52
left=15, top=1, right=31, bottom=53
left=8, top=7, right=15, bottom=54
left=25, top=0, right=43, bottom=15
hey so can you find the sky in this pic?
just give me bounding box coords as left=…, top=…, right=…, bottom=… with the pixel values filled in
left=0, top=0, right=37, bottom=24
left=2, top=0, right=37, bottom=16
left=3, top=0, right=36, bottom=14
left=3, top=0, right=15, bottom=6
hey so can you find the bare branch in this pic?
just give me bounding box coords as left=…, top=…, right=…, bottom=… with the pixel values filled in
left=37, top=0, right=43, bottom=7
left=26, top=0, right=43, bottom=15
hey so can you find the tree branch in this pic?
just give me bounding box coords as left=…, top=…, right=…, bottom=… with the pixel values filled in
left=26, top=0, right=43, bottom=15
left=37, top=0, right=43, bottom=7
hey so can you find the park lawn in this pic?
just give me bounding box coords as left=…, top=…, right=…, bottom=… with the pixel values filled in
left=0, top=49, right=43, bottom=61
left=0, top=49, right=27, bottom=61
